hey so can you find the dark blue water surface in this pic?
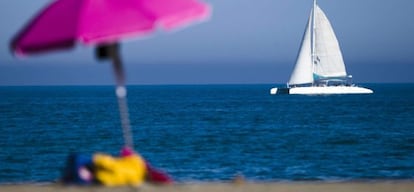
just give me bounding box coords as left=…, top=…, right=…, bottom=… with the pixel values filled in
left=1, top=84, right=414, bottom=183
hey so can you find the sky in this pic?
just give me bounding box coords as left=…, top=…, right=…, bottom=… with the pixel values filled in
left=0, top=0, right=413, bottom=86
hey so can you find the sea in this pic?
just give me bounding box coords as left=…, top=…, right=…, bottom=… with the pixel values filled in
left=0, top=83, right=413, bottom=184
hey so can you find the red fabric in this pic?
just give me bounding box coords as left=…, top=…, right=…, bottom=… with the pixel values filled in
left=145, top=161, right=173, bottom=184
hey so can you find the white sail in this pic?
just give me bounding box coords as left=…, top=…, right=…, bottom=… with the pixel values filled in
left=288, top=11, right=314, bottom=86
left=313, top=5, right=347, bottom=78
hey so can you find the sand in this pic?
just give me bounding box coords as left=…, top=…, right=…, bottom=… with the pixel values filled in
left=1, top=181, right=414, bottom=192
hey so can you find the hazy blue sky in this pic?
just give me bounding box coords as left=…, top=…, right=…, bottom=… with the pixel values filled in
left=1, top=0, right=413, bottom=85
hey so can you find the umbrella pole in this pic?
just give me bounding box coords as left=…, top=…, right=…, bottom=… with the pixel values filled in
left=108, top=43, right=134, bottom=149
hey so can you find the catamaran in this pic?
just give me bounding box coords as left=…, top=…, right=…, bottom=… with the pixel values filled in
left=270, top=0, right=373, bottom=95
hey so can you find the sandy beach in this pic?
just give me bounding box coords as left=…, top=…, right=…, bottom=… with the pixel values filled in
left=1, top=181, right=414, bottom=192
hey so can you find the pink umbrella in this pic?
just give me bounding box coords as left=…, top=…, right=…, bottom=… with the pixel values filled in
left=11, top=0, right=210, bottom=149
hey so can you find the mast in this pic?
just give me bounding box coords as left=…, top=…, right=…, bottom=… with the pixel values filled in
left=311, top=0, right=317, bottom=85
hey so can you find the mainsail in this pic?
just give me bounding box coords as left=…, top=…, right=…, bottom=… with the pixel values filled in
left=313, top=5, right=347, bottom=78
left=288, top=0, right=347, bottom=86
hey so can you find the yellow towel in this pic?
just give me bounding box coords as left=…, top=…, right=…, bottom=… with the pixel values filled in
left=93, top=153, right=146, bottom=187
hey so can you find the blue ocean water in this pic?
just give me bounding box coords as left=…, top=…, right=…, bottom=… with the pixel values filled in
left=0, top=84, right=414, bottom=183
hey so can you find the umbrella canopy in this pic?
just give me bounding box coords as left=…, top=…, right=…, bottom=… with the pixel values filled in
left=10, top=0, right=210, bottom=149
left=11, top=0, right=210, bottom=55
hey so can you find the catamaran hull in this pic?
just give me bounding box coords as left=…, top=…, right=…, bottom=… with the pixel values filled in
left=270, top=86, right=373, bottom=95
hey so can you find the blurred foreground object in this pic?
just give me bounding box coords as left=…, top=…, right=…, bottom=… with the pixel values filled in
left=11, top=0, right=210, bottom=186
left=62, top=147, right=172, bottom=186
